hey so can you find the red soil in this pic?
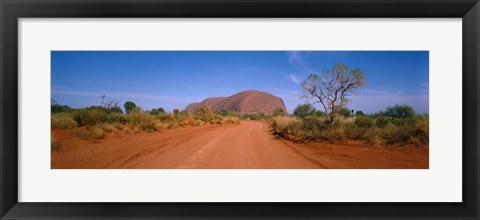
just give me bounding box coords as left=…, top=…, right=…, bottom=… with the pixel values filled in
left=51, top=121, right=428, bottom=169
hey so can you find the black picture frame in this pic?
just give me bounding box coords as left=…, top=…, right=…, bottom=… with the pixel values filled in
left=1, top=0, right=479, bottom=219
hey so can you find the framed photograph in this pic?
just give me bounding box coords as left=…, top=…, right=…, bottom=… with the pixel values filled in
left=1, top=0, right=478, bottom=219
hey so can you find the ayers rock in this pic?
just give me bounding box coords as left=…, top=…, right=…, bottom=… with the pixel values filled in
left=185, top=90, right=287, bottom=115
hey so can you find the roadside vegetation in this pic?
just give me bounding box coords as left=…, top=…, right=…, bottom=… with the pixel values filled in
left=51, top=97, right=240, bottom=149
left=271, top=104, right=429, bottom=146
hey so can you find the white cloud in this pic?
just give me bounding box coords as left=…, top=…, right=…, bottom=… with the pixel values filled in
left=51, top=89, right=197, bottom=104
left=289, top=74, right=301, bottom=84
left=288, top=51, right=301, bottom=63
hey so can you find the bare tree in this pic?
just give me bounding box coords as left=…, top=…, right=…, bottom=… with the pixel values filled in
left=301, top=63, right=366, bottom=125
left=100, top=94, right=121, bottom=108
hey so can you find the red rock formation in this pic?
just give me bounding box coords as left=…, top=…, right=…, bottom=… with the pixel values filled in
left=185, top=90, right=287, bottom=115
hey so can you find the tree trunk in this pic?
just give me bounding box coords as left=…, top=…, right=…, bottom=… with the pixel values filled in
left=330, top=104, right=335, bottom=125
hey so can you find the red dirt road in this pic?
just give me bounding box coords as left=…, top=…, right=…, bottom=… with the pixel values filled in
left=51, top=121, right=428, bottom=169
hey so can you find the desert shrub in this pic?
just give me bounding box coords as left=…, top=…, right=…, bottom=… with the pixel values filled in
left=354, top=116, right=374, bottom=128
left=271, top=113, right=429, bottom=146
left=223, top=116, right=240, bottom=124
left=242, top=113, right=269, bottom=120
left=124, top=101, right=137, bottom=114
left=195, top=120, right=204, bottom=126
left=214, top=109, right=239, bottom=117
left=338, top=108, right=352, bottom=117
left=150, top=107, right=166, bottom=115
left=343, top=122, right=365, bottom=140
left=51, top=99, right=73, bottom=113
left=126, top=111, right=157, bottom=132
left=380, top=104, right=416, bottom=118
left=293, top=104, right=316, bottom=118
left=375, top=116, right=390, bottom=128
left=155, top=113, right=174, bottom=123
left=109, top=106, right=123, bottom=114
left=183, top=115, right=196, bottom=126
left=106, top=113, right=127, bottom=124
left=412, top=115, right=429, bottom=144
left=314, top=110, right=326, bottom=117
left=301, top=116, right=328, bottom=131
left=51, top=133, right=60, bottom=150
left=321, top=126, right=346, bottom=142
left=215, top=109, right=228, bottom=116
left=72, top=108, right=107, bottom=126
left=362, top=127, right=383, bottom=145
left=380, top=123, right=404, bottom=144
left=194, top=106, right=219, bottom=123
left=51, top=104, right=73, bottom=114
left=51, top=113, right=78, bottom=129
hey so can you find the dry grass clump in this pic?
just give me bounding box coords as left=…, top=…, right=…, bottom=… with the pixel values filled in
left=112, top=122, right=124, bottom=130
left=90, top=126, right=105, bottom=139
left=106, top=113, right=127, bottom=124
left=72, top=108, right=107, bottom=126
left=51, top=133, right=60, bottom=150
left=99, top=123, right=118, bottom=134
left=155, top=113, right=174, bottom=123
left=71, top=126, right=105, bottom=140
left=271, top=116, right=303, bottom=137
left=182, top=115, right=196, bottom=126
left=51, top=113, right=77, bottom=129
left=126, top=111, right=158, bottom=132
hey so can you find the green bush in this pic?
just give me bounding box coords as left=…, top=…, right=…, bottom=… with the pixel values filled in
left=242, top=113, right=269, bottom=120
left=124, top=101, right=137, bottom=114
left=51, top=104, right=73, bottom=114
left=150, top=107, right=166, bottom=115
left=51, top=99, right=73, bottom=113
left=51, top=113, right=78, bottom=129
left=72, top=108, right=107, bottom=126
left=381, top=104, right=416, bottom=118
left=272, top=108, right=287, bottom=117
left=293, top=104, right=316, bottom=118
left=354, top=116, right=374, bottom=128
left=338, top=108, right=351, bottom=117
left=214, top=109, right=239, bottom=117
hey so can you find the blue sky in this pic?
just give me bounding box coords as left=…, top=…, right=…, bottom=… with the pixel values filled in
left=51, top=51, right=429, bottom=114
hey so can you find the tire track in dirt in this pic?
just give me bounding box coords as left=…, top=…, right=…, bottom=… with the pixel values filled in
left=52, top=121, right=322, bottom=169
